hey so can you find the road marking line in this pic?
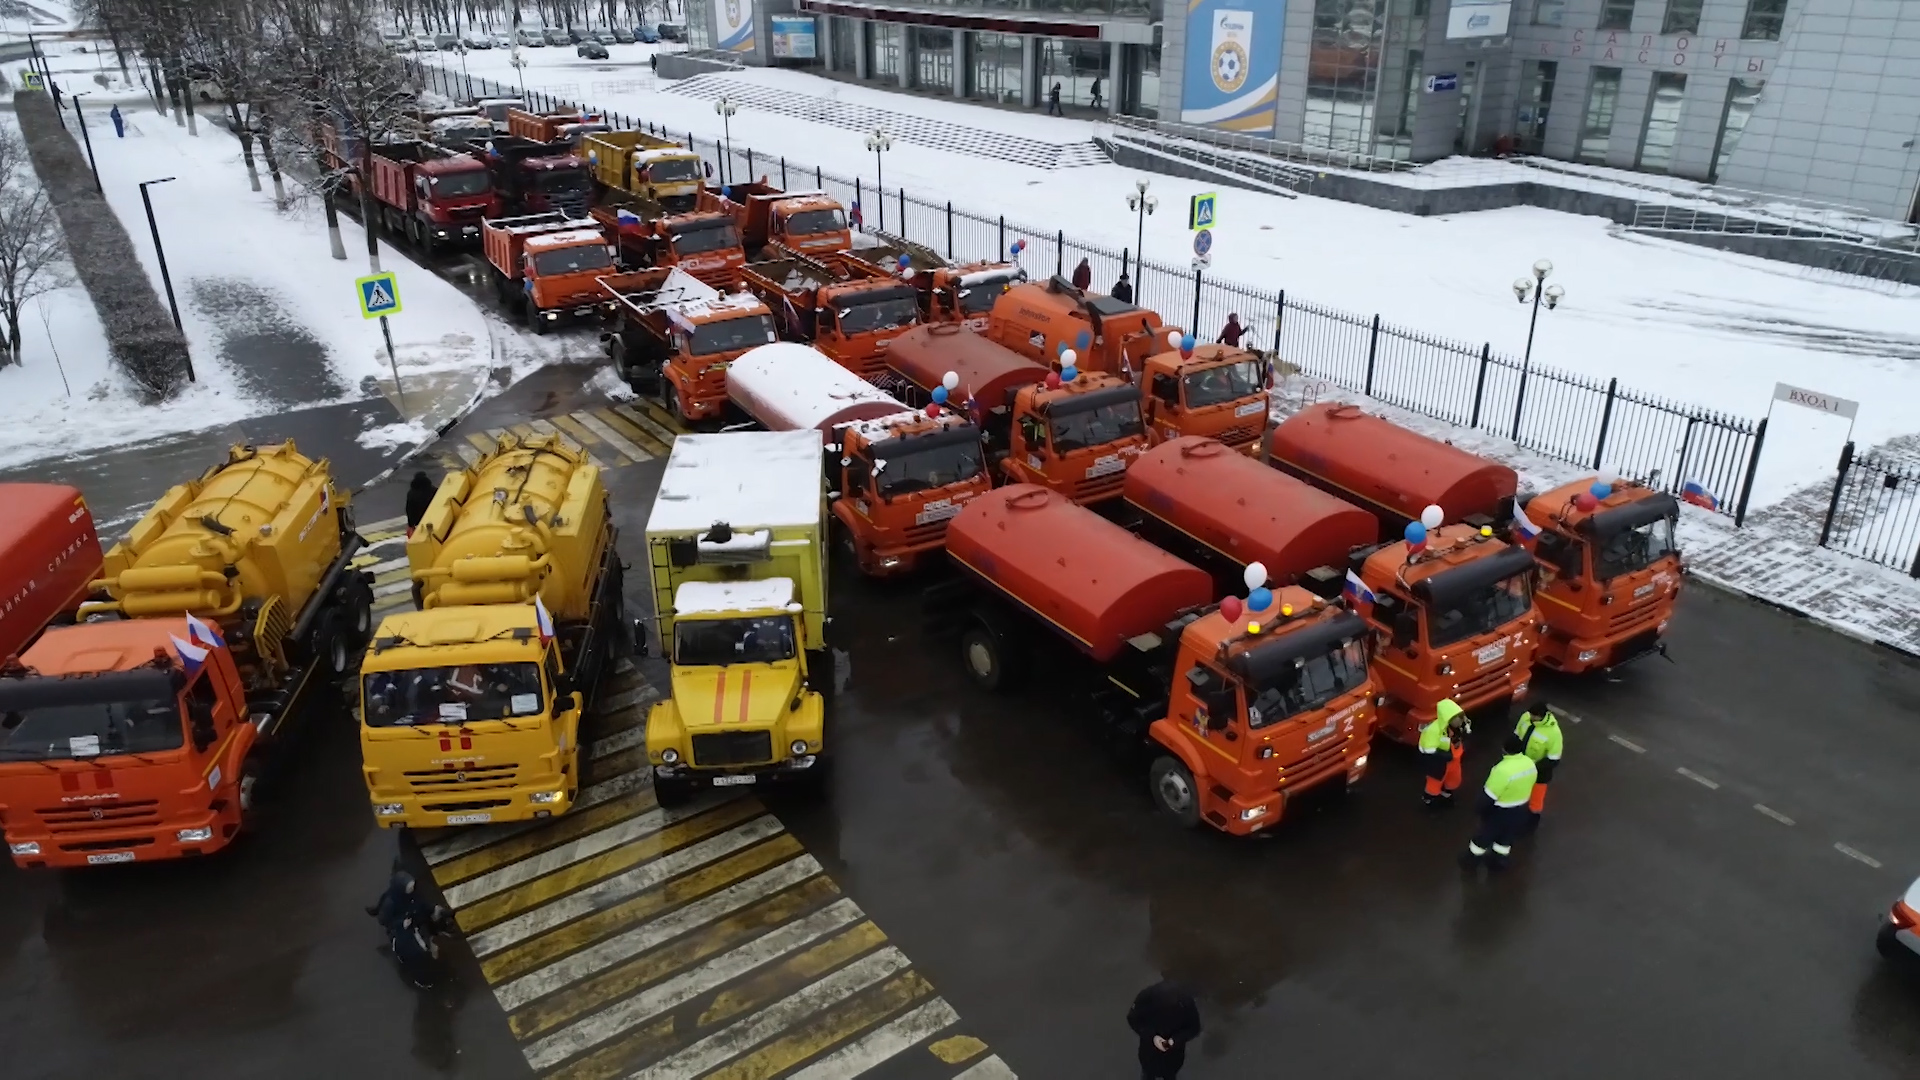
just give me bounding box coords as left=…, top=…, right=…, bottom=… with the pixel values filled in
left=467, top=432, right=498, bottom=456
left=445, top=803, right=682, bottom=907
left=1754, top=804, right=1795, bottom=826
left=528, top=418, right=607, bottom=468
left=374, top=579, right=413, bottom=598
left=1835, top=843, right=1883, bottom=869
left=434, top=789, right=660, bottom=887
left=613, top=657, right=636, bottom=676
left=620, top=944, right=911, bottom=1080
left=550, top=412, right=611, bottom=453
left=592, top=406, right=670, bottom=457
left=612, top=402, right=682, bottom=447
left=365, top=533, right=406, bottom=549
left=453, top=442, right=482, bottom=466
left=572, top=409, right=654, bottom=463
left=1608, top=734, right=1646, bottom=754
left=370, top=556, right=408, bottom=575
left=778, top=993, right=959, bottom=1080
left=420, top=769, right=646, bottom=867
left=954, top=1055, right=1019, bottom=1080
left=523, top=902, right=875, bottom=1071
left=705, top=971, right=942, bottom=1080
left=694, top=919, right=888, bottom=1030
left=1676, top=767, right=1720, bottom=791
left=636, top=399, right=690, bottom=436
left=361, top=514, right=406, bottom=532
left=1543, top=703, right=1584, bottom=724
left=930, top=1035, right=988, bottom=1065
left=590, top=725, right=644, bottom=759
left=595, top=686, right=655, bottom=716
left=511, top=422, right=538, bottom=439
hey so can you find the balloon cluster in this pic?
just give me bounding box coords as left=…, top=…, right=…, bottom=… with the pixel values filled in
left=1243, top=562, right=1272, bottom=625
left=1008, top=239, right=1028, bottom=257
left=1044, top=371, right=1062, bottom=390
left=931, top=386, right=950, bottom=404
left=721, top=185, right=732, bottom=200
left=1178, top=333, right=1196, bottom=360
left=1058, top=348, right=1079, bottom=382
left=929, top=373, right=962, bottom=415
left=1404, top=505, right=1443, bottom=554
left=896, top=253, right=912, bottom=271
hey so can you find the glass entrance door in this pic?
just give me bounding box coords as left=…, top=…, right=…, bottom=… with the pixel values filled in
left=1636, top=72, right=1687, bottom=174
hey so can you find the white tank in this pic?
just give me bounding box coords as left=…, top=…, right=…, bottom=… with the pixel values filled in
left=727, top=342, right=911, bottom=435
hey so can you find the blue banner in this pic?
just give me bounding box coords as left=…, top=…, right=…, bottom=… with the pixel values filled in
left=1180, top=0, right=1285, bottom=133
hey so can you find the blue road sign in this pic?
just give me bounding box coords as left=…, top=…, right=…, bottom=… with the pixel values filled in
left=1188, top=192, right=1216, bottom=230
left=356, top=272, right=402, bottom=319
left=1193, top=228, right=1213, bottom=257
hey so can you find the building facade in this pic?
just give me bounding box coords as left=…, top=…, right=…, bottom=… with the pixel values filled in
left=687, top=0, right=1920, bottom=222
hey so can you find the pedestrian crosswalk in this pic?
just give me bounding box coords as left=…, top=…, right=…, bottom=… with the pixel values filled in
left=418, top=401, right=690, bottom=477
left=408, top=663, right=1013, bottom=1080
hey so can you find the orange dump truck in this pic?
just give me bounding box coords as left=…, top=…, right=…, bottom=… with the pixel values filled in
left=1268, top=403, right=1543, bottom=742
left=0, top=484, right=103, bottom=664
left=844, top=233, right=1026, bottom=330
left=705, top=181, right=851, bottom=258
left=884, top=324, right=1146, bottom=506
left=0, top=444, right=373, bottom=869
left=508, top=107, right=608, bottom=146
left=740, top=247, right=921, bottom=378
left=591, top=193, right=748, bottom=288
left=481, top=212, right=618, bottom=331
left=987, top=276, right=1175, bottom=379
left=728, top=341, right=992, bottom=576
left=928, top=484, right=1374, bottom=834
left=600, top=266, right=777, bottom=419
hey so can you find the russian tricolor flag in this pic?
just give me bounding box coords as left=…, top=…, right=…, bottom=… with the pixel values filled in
left=1343, top=570, right=1376, bottom=608
left=1512, top=503, right=1543, bottom=546
left=616, top=208, right=642, bottom=225
left=535, top=595, right=555, bottom=644
left=1681, top=481, right=1719, bottom=511
left=186, top=612, right=225, bottom=650
left=170, top=633, right=209, bottom=675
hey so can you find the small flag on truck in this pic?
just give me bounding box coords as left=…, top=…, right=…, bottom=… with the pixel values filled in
left=1512, top=503, right=1542, bottom=546
left=1343, top=570, right=1376, bottom=607
left=186, top=612, right=225, bottom=650
left=1680, top=481, right=1719, bottom=511
left=170, top=632, right=209, bottom=675
left=535, top=595, right=555, bottom=643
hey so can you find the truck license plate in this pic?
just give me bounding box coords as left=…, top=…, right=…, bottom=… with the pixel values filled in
left=446, top=812, right=492, bottom=825
left=1086, top=455, right=1125, bottom=479
left=915, top=500, right=960, bottom=525
left=711, top=774, right=757, bottom=787
left=1634, top=583, right=1655, bottom=599
left=86, top=851, right=134, bottom=865
left=1234, top=400, right=1266, bottom=417
left=1474, top=641, right=1507, bottom=666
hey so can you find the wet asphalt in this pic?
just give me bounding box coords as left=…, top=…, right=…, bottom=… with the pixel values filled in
left=4, top=363, right=1920, bottom=1080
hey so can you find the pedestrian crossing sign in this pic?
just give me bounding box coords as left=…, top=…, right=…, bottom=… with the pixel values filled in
left=356, top=272, right=402, bottom=319
left=1188, top=192, right=1217, bottom=230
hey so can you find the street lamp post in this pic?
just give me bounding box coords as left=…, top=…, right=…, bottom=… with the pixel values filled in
left=1126, top=178, right=1157, bottom=284
left=138, top=178, right=188, bottom=360
left=1509, top=258, right=1564, bottom=441
left=714, top=96, right=738, bottom=186
left=71, top=93, right=101, bottom=194
left=509, top=46, right=528, bottom=97
left=866, top=128, right=892, bottom=232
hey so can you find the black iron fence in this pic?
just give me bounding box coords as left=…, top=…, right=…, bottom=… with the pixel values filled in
left=415, top=61, right=1769, bottom=522
left=1818, top=444, right=1920, bottom=576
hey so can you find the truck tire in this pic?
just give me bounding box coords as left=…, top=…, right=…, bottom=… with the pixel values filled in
left=609, top=337, right=632, bottom=381
left=313, top=610, right=350, bottom=677
left=238, top=756, right=264, bottom=830
left=666, top=382, right=688, bottom=423
left=528, top=304, right=548, bottom=334
left=344, top=575, right=375, bottom=646
left=1149, top=756, right=1202, bottom=829
left=959, top=621, right=1020, bottom=692
left=653, top=775, right=694, bottom=808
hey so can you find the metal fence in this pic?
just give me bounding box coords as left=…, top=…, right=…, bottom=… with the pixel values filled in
left=1818, top=444, right=1920, bottom=576
left=414, top=61, right=1770, bottom=522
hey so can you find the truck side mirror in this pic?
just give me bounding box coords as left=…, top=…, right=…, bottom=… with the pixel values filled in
left=188, top=701, right=216, bottom=751
left=632, top=618, right=649, bottom=657
left=1391, top=609, right=1419, bottom=648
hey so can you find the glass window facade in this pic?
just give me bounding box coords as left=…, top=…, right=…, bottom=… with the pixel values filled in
left=829, top=16, right=857, bottom=73
left=972, top=32, right=1023, bottom=104
left=914, top=27, right=955, bottom=90
left=1637, top=71, right=1687, bottom=173
left=1304, top=0, right=1387, bottom=155
left=1515, top=60, right=1557, bottom=155
left=1127, top=34, right=1161, bottom=119
left=1597, top=0, right=1635, bottom=30
left=1741, top=0, right=1786, bottom=41
left=1577, top=67, right=1621, bottom=164
left=1661, top=0, right=1702, bottom=35
left=1534, top=0, right=1567, bottom=27
left=1038, top=38, right=1107, bottom=109
left=863, top=0, right=1156, bottom=14
left=870, top=21, right=903, bottom=79
left=1453, top=60, right=1480, bottom=154
left=1711, top=77, right=1764, bottom=181
left=686, top=0, right=713, bottom=50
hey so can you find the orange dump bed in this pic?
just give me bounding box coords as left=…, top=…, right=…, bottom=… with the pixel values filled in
left=1268, top=402, right=1518, bottom=530
left=946, top=485, right=1210, bottom=662
left=1126, top=437, right=1377, bottom=583
left=0, top=484, right=101, bottom=661
left=886, top=325, right=1044, bottom=409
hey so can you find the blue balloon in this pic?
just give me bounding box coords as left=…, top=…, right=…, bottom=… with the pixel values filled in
left=1590, top=481, right=1613, bottom=499
left=1009, top=245, right=1019, bottom=256
left=1404, top=521, right=1428, bottom=545
left=1180, top=334, right=1197, bottom=351
left=1061, top=366, right=1078, bottom=382
left=1076, top=330, right=1091, bottom=350
left=721, top=186, right=732, bottom=199
left=897, top=253, right=911, bottom=268
left=931, top=386, right=949, bottom=404
left=1248, top=587, right=1274, bottom=611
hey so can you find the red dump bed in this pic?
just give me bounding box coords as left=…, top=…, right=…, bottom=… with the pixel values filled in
left=1268, top=402, right=1518, bottom=531
left=1126, top=437, right=1378, bottom=584
left=947, top=485, right=1210, bottom=662
left=0, top=484, right=102, bottom=661
left=729, top=341, right=910, bottom=436
left=886, top=325, right=1044, bottom=409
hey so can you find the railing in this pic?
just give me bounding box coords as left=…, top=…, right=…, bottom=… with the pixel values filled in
left=1629, top=201, right=1869, bottom=242
left=412, top=60, right=1771, bottom=522
left=1110, top=115, right=1417, bottom=175
left=1819, top=444, right=1920, bottom=577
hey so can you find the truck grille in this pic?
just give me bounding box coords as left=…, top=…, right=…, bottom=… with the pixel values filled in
left=404, top=764, right=519, bottom=793
left=1072, top=470, right=1126, bottom=505
left=37, top=800, right=161, bottom=833
left=422, top=798, right=514, bottom=813
left=1216, top=423, right=1262, bottom=449
left=1454, top=665, right=1514, bottom=708
left=903, top=519, right=951, bottom=548
left=1278, top=738, right=1351, bottom=787
left=60, top=836, right=156, bottom=853
left=1607, top=600, right=1664, bottom=636
left=692, top=731, right=772, bottom=767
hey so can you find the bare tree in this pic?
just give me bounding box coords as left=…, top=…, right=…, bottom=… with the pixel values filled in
left=184, top=0, right=279, bottom=197
left=0, top=128, right=74, bottom=366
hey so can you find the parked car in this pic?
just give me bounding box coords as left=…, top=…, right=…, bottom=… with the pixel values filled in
left=656, top=23, right=685, bottom=41
left=462, top=32, right=492, bottom=49
left=577, top=40, right=610, bottom=59
left=567, top=27, right=588, bottom=43
left=412, top=35, right=437, bottom=51
left=592, top=30, right=618, bottom=45
left=1877, top=875, right=1920, bottom=963
left=490, top=33, right=513, bottom=49
left=544, top=27, right=570, bottom=46
left=434, top=33, right=459, bottom=50
left=636, top=25, right=661, bottom=43
left=612, top=26, right=635, bottom=43
left=517, top=29, right=544, bottom=46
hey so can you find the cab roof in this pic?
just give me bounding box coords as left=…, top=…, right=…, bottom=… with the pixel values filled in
left=674, top=578, right=794, bottom=616
left=366, top=607, right=545, bottom=659
left=22, top=620, right=189, bottom=675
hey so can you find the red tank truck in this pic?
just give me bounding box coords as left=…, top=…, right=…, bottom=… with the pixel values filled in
left=927, top=485, right=1375, bottom=833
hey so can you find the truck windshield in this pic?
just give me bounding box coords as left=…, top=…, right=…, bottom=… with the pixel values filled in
left=957, top=281, right=1009, bottom=314
left=531, top=245, right=614, bottom=276
left=535, top=171, right=588, bottom=193
left=1049, top=399, right=1143, bottom=452
left=1426, top=573, right=1533, bottom=648
left=428, top=170, right=492, bottom=197
left=877, top=440, right=985, bottom=496
left=689, top=315, right=777, bottom=355
left=675, top=616, right=797, bottom=666
left=838, top=295, right=920, bottom=335
left=0, top=697, right=183, bottom=761
left=1594, top=516, right=1678, bottom=581
left=645, top=158, right=702, bottom=183
left=1246, top=637, right=1369, bottom=728
left=1182, top=360, right=1263, bottom=408
left=672, top=223, right=742, bottom=255
left=360, top=663, right=544, bottom=727
left=785, top=208, right=847, bottom=236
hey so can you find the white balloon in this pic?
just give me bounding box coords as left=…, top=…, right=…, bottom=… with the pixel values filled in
left=1059, top=349, right=1077, bottom=367
left=942, top=371, right=960, bottom=391
left=1242, top=561, right=1268, bottom=591
left=1420, top=505, right=1444, bottom=530
left=1597, top=467, right=1619, bottom=485
left=1166, top=330, right=1182, bottom=349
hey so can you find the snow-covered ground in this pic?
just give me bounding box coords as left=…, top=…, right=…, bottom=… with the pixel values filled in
left=436, top=49, right=1920, bottom=507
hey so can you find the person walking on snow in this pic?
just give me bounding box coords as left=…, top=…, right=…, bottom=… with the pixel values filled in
left=404, top=472, right=437, bottom=538
left=1071, top=257, right=1093, bottom=291
left=1218, top=313, right=1246, bottom=347
left=1462, top=735, right=1537, bottom=872
left=1128, top=979, right=1202, bottom=1080
left=1418, top=699, right=1470, bottom=808
left=1090, top=76, right=1105, bottom=109
left=1047, top=81, right=1063, bottom=116
left=1111, top=270, right=1134, bottom=303
left=1514, top=709, right=1564, bottom=825
left=110, top=104, right=125, bottom=138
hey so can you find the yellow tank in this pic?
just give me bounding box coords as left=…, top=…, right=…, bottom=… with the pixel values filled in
left=93, top=442, right=347, bottom=620
left=408, top=433, right=611, bottom=619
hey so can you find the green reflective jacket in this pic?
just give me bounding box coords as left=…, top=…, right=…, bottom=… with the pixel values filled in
left=1420, top=699, right=1464, bottom=754
left=1484, top=753, right=1538, bottom=807
left=1514, top=711, right=1564, bottom=762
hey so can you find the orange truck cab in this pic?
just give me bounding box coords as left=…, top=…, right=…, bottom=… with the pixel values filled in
left=739, top=248, right=921, bottom=378
left=1137, top=343, right=1270, bottom=454
left=987, top=276, right=1175, bottom=379
left=1268, top=403, right=1542, bottom=742
left=592, top=197, right=747, bottom=289
left=708, top=182, right=851, bottom=258
left=845, top=235, right=1026, bottom=331
left=600, top=266, right=778, bottom=419
left=929, top=484, right=1374, bottom=834
left=481, top=213, right=618, bottom=332
left=727, top=342, right=991, bottom=576
left=0, top=484, right=103, bottom=662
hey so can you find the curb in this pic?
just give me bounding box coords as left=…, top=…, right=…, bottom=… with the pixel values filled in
left=356, top=371, right=494, bottom=494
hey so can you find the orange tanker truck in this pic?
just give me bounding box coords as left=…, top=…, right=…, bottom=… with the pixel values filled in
left=0, top=444, right=373, bottom=869
left=1267, top=403, right=1543, bottom=742
left=0, top=484, right=104, bottom=664
left=987, top=276, right=1174, bottom=379
left=927, top=484, right=1375, bottom=834
left=727, top=341, right=992, bottom=576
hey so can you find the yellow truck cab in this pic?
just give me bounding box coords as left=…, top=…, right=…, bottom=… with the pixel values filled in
left=642, top=431, right=828, bottom=804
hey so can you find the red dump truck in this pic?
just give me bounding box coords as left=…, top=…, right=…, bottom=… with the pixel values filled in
left=0, top=484, right=104, bottom=663
left=927, top=484, right=1375, bottom=834
left=703, top=182, right=850, bottom=259
left=481, top=213, right=618, bottom=331
left=467, top=134, right=592, bottom=217
left=365, top=140, right=498, bottom=254
left=1268, top=403, right=1544, bottom=741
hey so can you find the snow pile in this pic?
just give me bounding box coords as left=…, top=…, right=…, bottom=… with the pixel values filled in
left=358, top=418, right=438, bottom=451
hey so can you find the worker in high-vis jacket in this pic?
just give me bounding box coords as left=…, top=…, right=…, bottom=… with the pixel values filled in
left=1461, top=735, right=1537, bottom=871
left=1514, top=710, right=1564, bottom=822
left=1418, top=699, right=1471, bottom=808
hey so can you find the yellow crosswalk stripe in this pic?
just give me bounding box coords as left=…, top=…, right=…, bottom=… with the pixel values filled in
left=511, top=422, right=538, bottom=439
left=434, top=788, right=660, bottom=888
left=467, top=431, right=498, bottom=456
left=593, top=406, right=669, bottom=458
left=698, top=970, right=941, bottom=1080
left=549, top=412, right=605, bottom=447
left=571, top=410, right=654, bottom=464
left=527, top=419, right=608, bottom=469
left=634, top=400, right=690, bottom=437
left=453, top=442, right=482, bottom=466
left=360, top=515, right=407, bottom=533
left=613, top=402, right=684, bottom=446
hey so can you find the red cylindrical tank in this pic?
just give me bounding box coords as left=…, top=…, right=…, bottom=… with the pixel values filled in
left=946, top=485, right=1210, bottom=662
left=728, top=341, right=910, bottom=436
left=1126, top=437, right=1377, bottom=583
left=1268, top=402, right=1518, bottom=530
left=0, top=484, right=101, bottom=661
left=886, top=324, right=1044, bottom=409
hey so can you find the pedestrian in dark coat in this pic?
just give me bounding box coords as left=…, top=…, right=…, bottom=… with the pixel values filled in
left=1047, top=82, right=1063, bottom=116
left=405, top=472, right=436, bottom=537
left=1071, top=257, right=1093, bottom=291
left=110, top=104, right=125, bottom=138
left=1111, top=271, right=1134, bottom=303
left=1218, top=313, right=1246, bottom=347
left=1128, top=979, right=1202, bottom=1080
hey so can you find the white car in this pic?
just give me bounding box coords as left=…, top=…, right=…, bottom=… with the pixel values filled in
left=1876, top=875, right=1920, bottom=960
left=462, top=32, right=492, bottom=49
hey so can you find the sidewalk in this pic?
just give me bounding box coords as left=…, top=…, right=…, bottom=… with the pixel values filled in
left=1273, top=376, right=1920, bottom=659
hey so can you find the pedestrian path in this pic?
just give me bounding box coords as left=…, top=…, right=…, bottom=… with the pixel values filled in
left=414, top=401, right=691, bottom=478
left=402, top=644, right=1012, bottom=1079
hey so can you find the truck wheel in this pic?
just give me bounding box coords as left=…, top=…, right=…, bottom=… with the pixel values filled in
left=959, top=624, right=1016, bottom=692
left=238, top=756, right=264, bottom=829
left=653, top=776, right=694, bottom=808
left=346, top=577, right=375, bottom=645
left=1149, top=757, right=1202, bottom=829
left=313, top=610, right=349, bottom=677
left=666, top=383, right=689, bottom=423
left=528, top=305, right=548, bottom=334
left=609, top=337, right=631, bottom=380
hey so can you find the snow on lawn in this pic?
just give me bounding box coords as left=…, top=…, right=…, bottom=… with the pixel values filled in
left=440, top=50, right=1920, bottom=505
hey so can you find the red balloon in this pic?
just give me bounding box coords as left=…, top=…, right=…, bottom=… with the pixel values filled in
left=926, top=403, right=941, bottom=417
left=1573, top=492, right=1598, bottom=511
left=1179, top=347, right=1194, bottom=360
left=1044, top=372, right=1062, bottom=390
left=1219, top=596, right=1244, bottom=623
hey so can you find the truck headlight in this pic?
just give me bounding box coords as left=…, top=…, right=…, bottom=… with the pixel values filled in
left=176, top=827, right=214, bottom=843
left=1514, top=681, right=1530, bottom=695
left=1353, top=755, right=1369, bottom=770
left=661, top=748, right=680, bottom=764
left=530, top=790, right=565, bottom=804
left=1577, top=649, right=1599, bottom=662
left=1437, top=662, right=1453, bottom=676
left=790, top=740, right=809, bottom=756
left=375, top=803, right=405, bottom=816
left=9, top=841, right=40, bottom=856
left=1239, top=805, right=1270, bottom=821
left=546, top=312, right=560, bottom=320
